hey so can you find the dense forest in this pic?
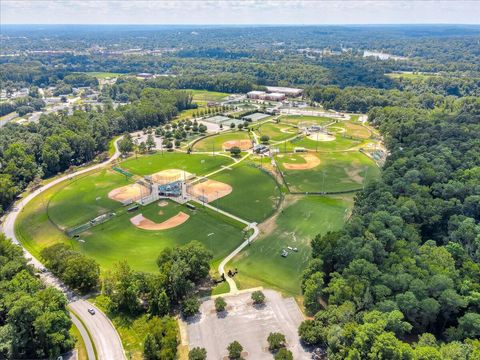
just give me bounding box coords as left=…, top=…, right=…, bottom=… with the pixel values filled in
left=300, top=98, right=480, bottom=358
left=0, top=234, right=75, bottom=358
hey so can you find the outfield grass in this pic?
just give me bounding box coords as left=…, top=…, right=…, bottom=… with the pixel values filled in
left=230, top=194, right=354, bottom=295
left=329, top=121, right=371, bottom=139
left=280, top=115, right=334, bottom=126
left=78, top=200, right=246, bottom=272
left=276, top=152, right=380, bottom=193
left=210, top=161, right=281, bottom=223
left=193, top=131, right=251, bottom=152
left=48, top=169, right=130, bottom=229
left=120, top=152, right=234, bottom=176
left=255, top=122, right=297, bottom=142
left=290, top=135, right=361, bottom=151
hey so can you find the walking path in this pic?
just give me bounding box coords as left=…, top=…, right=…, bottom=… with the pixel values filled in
left=1, top=137, right=126, bottom=360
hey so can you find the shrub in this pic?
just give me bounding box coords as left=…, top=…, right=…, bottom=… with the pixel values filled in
left=182, top=296, right=200, bottom=317
left=227, top=341, right=243, bottom=359
left=267, top=332, right=286, bottom=351
left=215, top=297, right=227, bottom=312
left=251, top=290, right=265, bottom=305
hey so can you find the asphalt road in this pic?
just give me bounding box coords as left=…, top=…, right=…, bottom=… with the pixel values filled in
left=70, top=311, right=96, bottom=360
left=1, top=137, right=125, bottom=360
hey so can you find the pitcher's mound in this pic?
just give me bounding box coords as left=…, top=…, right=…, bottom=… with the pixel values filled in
left=130, top=212, right=190, bottom=230
left=108, top=183, right=150, bottom=203
left=189, top=179, right=232, bottom=202
left=151, top=169, right=192, bottom=184
left=283, top=154, right=321, bottom=170
left=222, top=139, right=252, bottom=151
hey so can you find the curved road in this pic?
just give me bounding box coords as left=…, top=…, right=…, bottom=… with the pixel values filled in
left=1, top=138, right=125, bottom=360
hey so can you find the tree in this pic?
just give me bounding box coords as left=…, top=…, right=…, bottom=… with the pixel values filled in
left=274, top=348, right=293, bottom=360
left=146, top=134, right=156, bottom=151
left=118, top=135, right=134, bottom=155
left=215, top=297, right=227, bottom=312
left=165, top=141, right=173, bottom=150
left=267, top=332, right=286, bottom=351
left=182, top=296, right=200, bottom=317
left=230, top=146, right=241, bottom=157
left=230, top=123, right=235, bottom=129
left=138, top=141, right=147, bottom=153
left=227, top=341, right=243, bottom=359
left=189, top=347, right=207, bottom=360
left=175, top=139, right=181, bottom=148
left=237, top=123, right=244, bottom=130
left=260, top=135, right=270, bottom=144
left=251, top=290, right=265, bottom=305
left=103, top=261, right=140, bottom=314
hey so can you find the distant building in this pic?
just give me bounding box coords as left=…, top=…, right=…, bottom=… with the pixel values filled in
left=137, top=73, right=153, bottom=79
left=247, top=90, right=266, bottom=99
left=265, top=86, right=303, bottom=97
left=247, top=91, right=285, bottom=101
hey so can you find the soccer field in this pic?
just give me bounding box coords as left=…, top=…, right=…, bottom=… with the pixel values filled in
left=230, top=194, right=354, bottom=295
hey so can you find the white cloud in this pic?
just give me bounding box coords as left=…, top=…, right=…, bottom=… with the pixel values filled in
left=1, top=0, right=479, bottom=24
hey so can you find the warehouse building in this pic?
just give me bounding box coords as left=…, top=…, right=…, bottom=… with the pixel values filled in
left=265, top=86, right=303, bottom=97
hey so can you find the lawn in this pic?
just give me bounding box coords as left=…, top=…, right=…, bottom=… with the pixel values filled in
left=187, top=89, right=231, bottom=102
left=280, top=115, right=334, bottom=126
left=82, top=71, right=125, bottom=79
left=193, top=131, right=251, bottom=152
left=276, top=152, right=380, bottom=193
left=78, top=200, right=246, bottom=272
left=255, top=122, right=298, bottom=142
left=230, top=194, right=354, bottom=295
left=48, top=169, right=130, bottom=229
left=209, top=161, right=282, bottom=223
left=120, top=152, right=233, bottom=176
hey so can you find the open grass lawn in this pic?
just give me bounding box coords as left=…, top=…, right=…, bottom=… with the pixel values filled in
left=230, top=194, right=354, bottom=295
left=193, top=131, right=251, bottom=152
left=48, top=169, right=130, bottom=229
left=79, top=200, right=246, bottom=272
left=280, top=115, right=334, bottom=126
left=210, top=162, right=281, bottom=223
left=276, top=152, right=380, bottom=193
left=82, top=71, right=125, bottom=79
left=187, top=89, right=231, bottom=102
left=120, top=152, right=233, bottom=176
left=255, top=122, right=297, bottom=142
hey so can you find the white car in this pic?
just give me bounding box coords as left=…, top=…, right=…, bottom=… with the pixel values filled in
left=88, top=308, right=95, bottom=315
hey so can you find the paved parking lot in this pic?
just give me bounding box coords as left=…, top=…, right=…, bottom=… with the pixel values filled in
left=185, top=289, right=311, bottom=359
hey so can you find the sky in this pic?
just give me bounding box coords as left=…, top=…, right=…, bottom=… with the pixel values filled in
left=1, top=0, right=479, bottom=25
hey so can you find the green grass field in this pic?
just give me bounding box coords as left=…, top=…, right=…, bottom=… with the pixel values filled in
left=48, top=169, right=130, bottom=229
left=79, top=200, right=246, bottom=272
left=187, top=89, right=231, bottom=102
left=290, top=135, right=362, bottom=152
left=230, top=194, right=353, bottom=295
left=193, top=131, right=251, bottom=152
left=280, top=115, right=334, bottom=126
left=276, top=152, right=380, bottom=193
left=329, top=121, right=372, bottom=139
left=209, top=161, right=281, bottom=223
left=255, top=122, right=297, bottom=142
left=82, top=71, right=125, bottom=79
left=120, top=152, right=233, bottom=176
